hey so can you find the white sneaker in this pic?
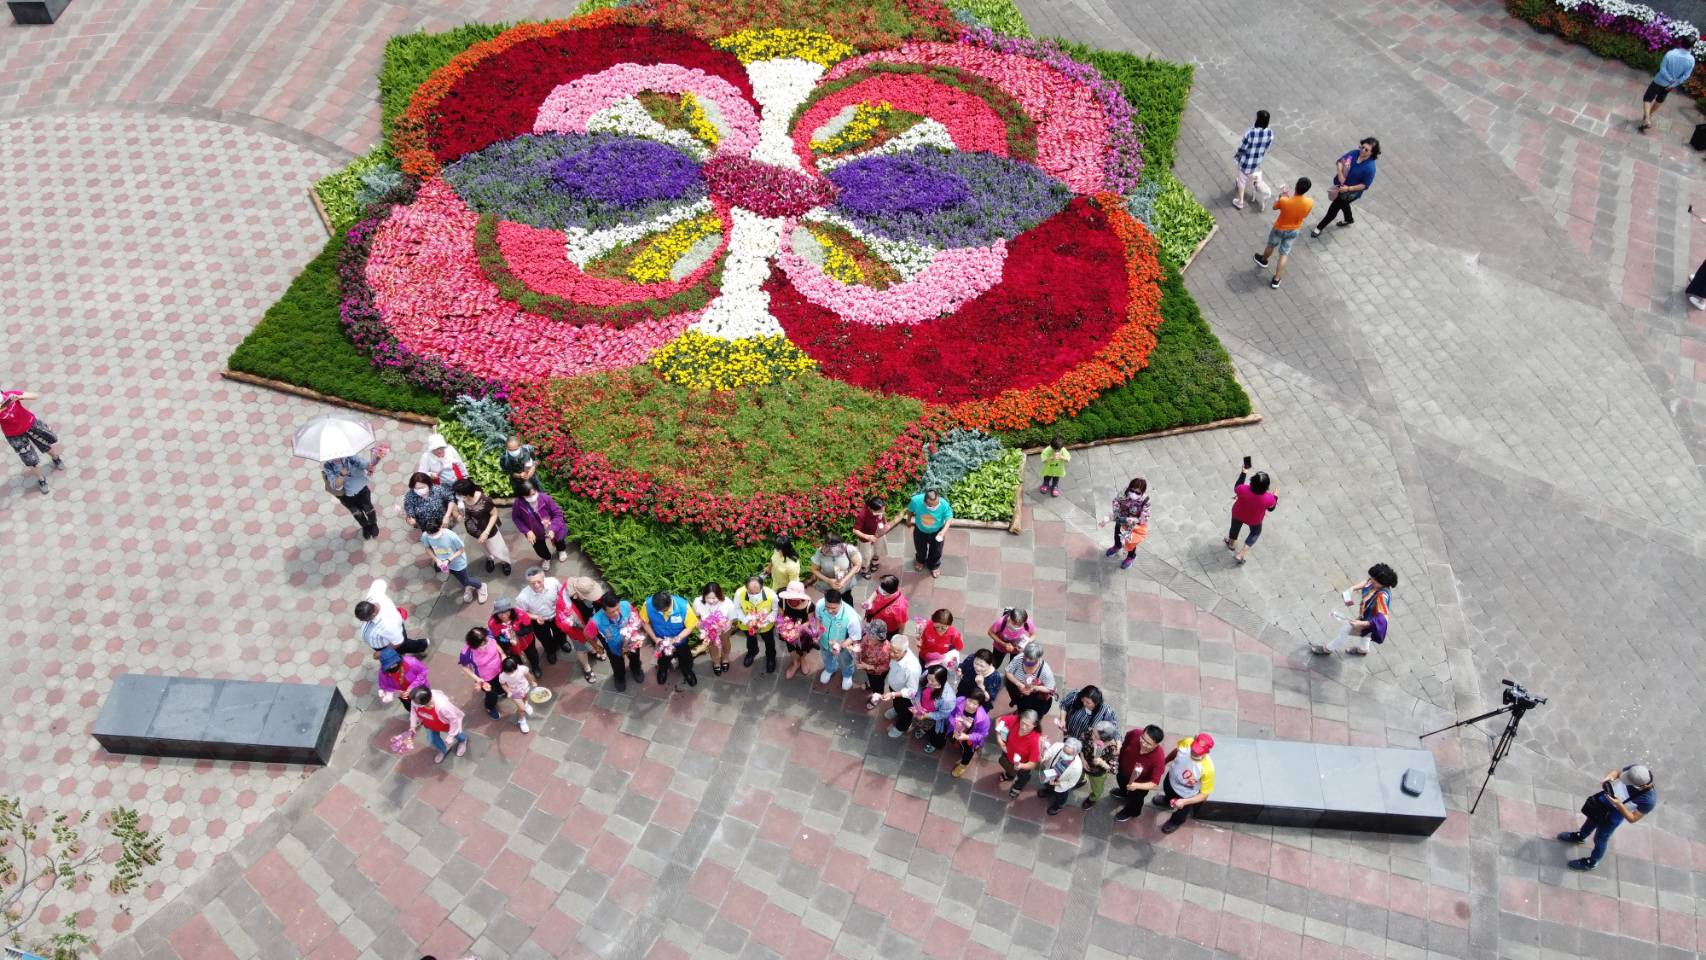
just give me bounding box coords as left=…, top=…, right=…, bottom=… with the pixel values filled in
left=557, top=548, right=569, bottom=562
left=883, top=708, right=897, bottom=720
left=841, top=676, right=853, bottom=691
left=518, top=717, right=530, bottom=734
left=476, top=583, right=489, bottom=604
left=460, top=586, right=474, bottom=603
left=887, top=727, right=903, bottom=738
left=1691, top=295, right=1706, bottom=310
left=541, top=558, right=551, bottom=572
left=523, top=702, right=535, bottom=716
left=818, top=670, right=833, bottom=684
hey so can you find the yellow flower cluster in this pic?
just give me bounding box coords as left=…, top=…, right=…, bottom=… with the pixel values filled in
left=649, top=332, right=818, bottom=390
left=680, top=91, right=720, bottom=148
left=628, top=213, right=723, bottom=284
left=713, top=28, right=856, bottom=68
left=811, top=228, right=865, bottom=284
left=811, top=102, right=892, bottom=154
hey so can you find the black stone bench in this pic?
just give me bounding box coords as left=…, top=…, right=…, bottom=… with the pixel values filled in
left=8, top=0, right=71, bottom=24
left=93, top=675, right=347, bottom=766
left=1196, top=738, right=1447, bottom=836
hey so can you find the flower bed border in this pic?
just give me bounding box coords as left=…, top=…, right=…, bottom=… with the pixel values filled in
left=1507, top=0, right=1706, bottom=113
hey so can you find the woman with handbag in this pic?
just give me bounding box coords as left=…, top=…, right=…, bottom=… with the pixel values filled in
left=451, top=478, right=511, bottom=576
left=1312, top=563, right=1398, bottom=656
left=1311, top=137, right=1379, bottom=236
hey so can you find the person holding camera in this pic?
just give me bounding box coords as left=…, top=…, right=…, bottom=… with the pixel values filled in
left=1556, top=765, right=1658, bottom=870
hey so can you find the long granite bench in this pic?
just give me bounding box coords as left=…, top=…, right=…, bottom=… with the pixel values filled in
left=92, top=675, right=347, bottom=766
left=1196, top=738, right=1448, bottom=836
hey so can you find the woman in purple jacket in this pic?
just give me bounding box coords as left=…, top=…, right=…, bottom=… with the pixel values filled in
left=935, top=696, right=991, bottom=779
left=511, top=479, right=568, bottom=570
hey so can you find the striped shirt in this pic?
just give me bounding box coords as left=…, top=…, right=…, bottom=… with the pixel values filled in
left=1234, top=126, right=1274, bottom=174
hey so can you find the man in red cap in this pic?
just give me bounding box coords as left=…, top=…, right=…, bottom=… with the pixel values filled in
left=1155, top=733, right=1215, bottom=834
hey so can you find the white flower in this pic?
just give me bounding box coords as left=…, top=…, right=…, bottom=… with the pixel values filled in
left=802, top=208, right=936, bottom=280
left=689, top=206, right=787, bottom=339
left=745, top=58, right=826, bottom=171
left=586, top=98, right=711, bottom=161
left=563, top=199, right=713, bottom=267
left=814, top=119, right=956, bottom=172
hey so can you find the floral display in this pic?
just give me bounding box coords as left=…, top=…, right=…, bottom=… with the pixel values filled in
left=647, top=331, right=816, bottom=388
left=1509, top=0, right=1706, bottom=110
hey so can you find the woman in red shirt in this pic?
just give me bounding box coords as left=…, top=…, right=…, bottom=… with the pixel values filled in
left=0, top=390, right=63, bottom=495
left=917, top=609, right=963, bottom=668
left=862, top=575, right=909, bottom=639
left=1226, top=460, right=1279, bottom=565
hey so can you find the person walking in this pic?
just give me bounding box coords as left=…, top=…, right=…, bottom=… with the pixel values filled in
left=402, top=472, right=456, bottom=578
left=873, top=634, right=922, bottom=739
left=640, top=589, right=698, bottom=689
left=940, top=695, right=991, bottom=778
left=1038, top=436, right=1071, bottom=497
left=498, top=657, right=536, bottom=733
left=459, top=627, right=506, bottom=721
left=1252, top=177, right=1313, bottom=289
left=918, top=608, right=965, bottom=669
left=1035, top=738, right=1085, bottom=816
left=322, top=445, right=386, bottom=539
left=511, top=480, right=569, bottom=571
left=1079, top=720, right=1121, bottom=810
left=355, top=578, right=427, bottom=658
left=498, top=435, right=538, bottom=499
left=407, top=685, right=468, bottom=764
left=1226, top=461, right=1278, bottom=565
left=994, top=710, right=1043, bottom=798
left=514, top=567, right=566, bottom=665
left=734, top=575, right=779, bottom=673
left=1003, top=643, right=1057, bottom=716
left=769, top=536, right=802, bottom=592
left=1310, top=138, right=1379, bottom=236
left=1156, top=733, right=1216, bottom=834
left=590, top=592, right=643, bottom=692
left=1556, top=764, right=1658, bottom=870
left=810, top=534, right=863, bottom=597
left=488, top=598, right=541, bottom=677
left=451, top=479, right=512, bottom=576
left=1112, top=723, right=1167, bottom=822
left=814, top=588, right=862, bottom=692
left=1231, top=110, right=1274, bottom=210
left=421, top=517, right=488, bottom=605
left=1641, top=38, right=1696, bottom=132
left=1685, top=206, right=1706, bottom=310
left=904, top=487, right=954, bottom=578
left=0, top=389, right=65, bottom=495
left=1101, top=478, right=1150, bottom=570
left=1313, top=563, right=1398, bottom=656
left=851, top=496, right=888, bottom=579
left=417, top=433, right=466, bottom=489
left=375, top=647, right=429, bottom=713
left=984, top=608, right=1032, bottom=671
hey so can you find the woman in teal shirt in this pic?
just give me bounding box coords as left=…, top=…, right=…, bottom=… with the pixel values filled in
left=905, top=488, right=954, bottom=578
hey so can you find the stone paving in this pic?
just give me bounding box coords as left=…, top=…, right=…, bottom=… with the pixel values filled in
left=2, top=0, right=1706, bottom=958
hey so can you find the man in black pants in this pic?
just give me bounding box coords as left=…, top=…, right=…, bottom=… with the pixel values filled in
left=355, top=578, right=427, bottom=658
left=1112, top=724, right=1166, bottom=822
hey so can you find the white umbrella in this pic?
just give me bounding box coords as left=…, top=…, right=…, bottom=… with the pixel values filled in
left=292, top=415, right=376, bottom=462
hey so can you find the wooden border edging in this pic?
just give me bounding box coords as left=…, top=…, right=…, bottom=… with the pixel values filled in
left=221, top=369, right=440, bottom=425
left=1178, top=220, right=1217, bottom=273
left=309, top=187, right=336, bottom=238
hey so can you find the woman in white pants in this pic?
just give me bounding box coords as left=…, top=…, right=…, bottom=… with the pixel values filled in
left=1314, top=564, right=1397, bottom=656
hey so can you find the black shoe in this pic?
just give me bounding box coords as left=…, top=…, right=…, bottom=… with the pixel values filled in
left=1151, top=796, right=1169, bottom=809
left=685, top=672, right=698, bottom=687
left=1113, top=810, right=1135, bottom=823
left=1252, top=253, right=1269, bottom=268
left=485, top=558, right=496, bottom=573
left=36, top=478, right=49, bottom=495
left=1556, top=832, right=1584, bottom=844
left=1310, top=226, right=1322, bottom=238
left=1082, top=798, right=1097, bottom=810
left=765, top=659, right=776, bottom=674
left=615, top=678, right=627, bottom=692
left=656, top=666, right=669, bottom=685
left=1269, top=276, right=1281, bottom=289
left=743, top=652, right=756, bottom=668
left=486, top=708, right=501, bottom=721
left=51, top=457, right=64, bottom=469
left=1567, top=858, right=1596, bottom=871
left=1047, top=806, right=1063, bottom=817
left=1160, top=821, right=1180, bottom=835
left=1110, top=789, right=1130, bottom=800
left=500, top=562, right=512, bottom=576
left=1338, top=219, right=1354, bottom=228
left=545, top=652, right=559, bottom=665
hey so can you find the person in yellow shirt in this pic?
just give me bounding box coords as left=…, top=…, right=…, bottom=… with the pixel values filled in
left=1252, top=177, right=1313, bottom=290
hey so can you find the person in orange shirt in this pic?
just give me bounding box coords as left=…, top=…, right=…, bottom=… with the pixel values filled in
left=1252, top=177, right=1313, bottom=289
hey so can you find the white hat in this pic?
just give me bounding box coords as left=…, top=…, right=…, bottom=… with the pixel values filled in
left=1623, top=765, right=1654, bottom=788
left=426, top=433, right=447, bottom=450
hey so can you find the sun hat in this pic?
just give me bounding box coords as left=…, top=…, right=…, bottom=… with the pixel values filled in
left=378, top=646, right=402, bottom=671
left=494, top=597, right=515, bottom=615
left=1190, top=733, right=1215, bottom=757
left=779, top=580, right=811, bottom=603
left=426, top=433, right=447, bottom=450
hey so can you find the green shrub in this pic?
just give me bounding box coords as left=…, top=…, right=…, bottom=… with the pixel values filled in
left=949, top=0, right=1031, bottom=36
left=1148, top=172, right=1215, bottom=267
left=436, top=420, right=511, bottom=492
left=449, top=395, right=514, bottom=454
left=557, top=491, right=772, bottom=599
left=312, top=149, right=389, bottom=233
left=227, top=236, right=448, bottom=418
left=919, top=429, right=1004, bottom=493
left=945, top=448, right=1022, bottom=522
left=379, top=23, right=515, bottom=147
left=1004, top=262, right=1250, bottom=446
left=1049, top=41, right=1192, bottom=178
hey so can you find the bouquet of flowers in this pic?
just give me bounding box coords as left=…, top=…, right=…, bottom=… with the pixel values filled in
left=387, top=732, right=415, bottom=754
left=698, top=609, right=730, bottom=655
left=620, top=613, right=646, bottom=655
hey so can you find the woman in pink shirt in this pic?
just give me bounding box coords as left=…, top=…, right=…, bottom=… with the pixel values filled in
left=1226, top=461, right=1279, bottom=565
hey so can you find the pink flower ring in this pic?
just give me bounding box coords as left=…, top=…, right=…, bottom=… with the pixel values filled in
left=534, top=63, right=762, bottom=156
left=790, top=73, right=1012, bottom=173
left=777, top=229, right=1007, bottom=326
left=494, top=200, right=733, bottom=306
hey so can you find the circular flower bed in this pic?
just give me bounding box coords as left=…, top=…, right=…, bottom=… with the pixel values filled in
left=342, top=6, right=1168, bottom=538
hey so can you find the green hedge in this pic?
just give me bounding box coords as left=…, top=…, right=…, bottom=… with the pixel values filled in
left=227, top=236, right=448, bottom=418
left=1003, top=262, right=1249, bottom=447
left=379, top=23, right=515, bottom=146
left=1051, top=40, right=1192, bottom=180
left=559, top=491, right=772, bottom=598
left=950, top=0, right=1031, bottom=36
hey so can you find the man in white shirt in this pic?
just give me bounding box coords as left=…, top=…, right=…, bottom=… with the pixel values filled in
left=354, top=579, right=426, bottom=657
left=874, top=635, right=921, bottom=739
left=515, top=567, right=566, bottom=666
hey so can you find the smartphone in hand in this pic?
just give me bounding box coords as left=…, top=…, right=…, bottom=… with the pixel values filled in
left=1242, top=455, right=1253, bottom=469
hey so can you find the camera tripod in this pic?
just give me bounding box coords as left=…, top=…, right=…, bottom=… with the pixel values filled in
left=1420, top=690, right=1541, bottom=814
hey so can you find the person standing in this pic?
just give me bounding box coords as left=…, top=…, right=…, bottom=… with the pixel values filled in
left=1055, top=685, right=1117, bottom=746
left=511, top=481, right=569, bottom=570
left=956, top=649, right=1003, bottom=709
left=861, top=575, right=909, bottom=643
left=421, top=517, right=488, bottom=605
left=734, top=575, right=779, bottom=673
left=940, top=695, right=991, bottom=779
left=458, top=627, right=506, bottom=721
left=1252, top=177, right=1313, bottom=289
left=810, top=535, right=863, bottom=597
left=984, top=608, right=1032, bottom=671
left=0, top=389, right=64, bottom=495
left=1002, top=643, right=1057, bottom=717
left=1156, top=733, right=1215, bottom=834
left=776, top=581, right=821, bottom=680
left=640, top=589, right=698, bottom=689
left=514, top=567, right=567, bottom=665
left=1231, top=110, right=1274, bottom=211
left=814, top=588, right=862, bottom=692
left=855, top=619, right=892, bottom=700
left=552, top=582, right=600, bottom=685
left=918, top=608, right=965, bottom=669
left=851, top=496, right=888, bottom=579
left=1226, top=462, right=1278, bottom=565
left=1079, top=720, right=1122, bottom=810
left=417, top=433, right=466, bottom=489
left=1035, top=738, right=1085, bottom=816
left=498, top=657, right=536, bottom=734
left=451, top=479, right=512, bottom=576
left=355, top=578, right=427, bottom=658
left=1038, top=435, right=1071, bottom=497
left=994, top=710, right=1043, bottom=798
left=407, top=686, right=468, bottom=764
left=1313, top=563, right=1398, bottom=656
left=498, top=435, right=538, bottom=499
left=488, top=598, right=540, bottom=677
left=1310, top=138, right=1379, bottom=236
left=322, top=445, right=386, bottom=539
left=1556, top=765, right=1658, bottom=870
left=375, top=647, right=429, bottom=713
left=874, top=634, right=922, bottom=739
left=1641, top=38, right=1696, bottom=132
left=590, top=593, right=643, bottom=692
left=1112, top=723, right=1168, bottom=822
left=1686, top=205, right=1706, bottom=310
left=769, top=536, right=803, bottom=592
left=904, top=488, right=954, bottom=579
left=1101, top=477, right=1150, bottom=570
left=692, top=582, right=738, bottom=677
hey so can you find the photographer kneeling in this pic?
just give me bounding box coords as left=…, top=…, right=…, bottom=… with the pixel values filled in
left=1556, top=764, right=1657, bottom=871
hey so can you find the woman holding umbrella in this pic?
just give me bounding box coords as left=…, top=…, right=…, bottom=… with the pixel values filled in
left=297, top=416, right=388, bottom=540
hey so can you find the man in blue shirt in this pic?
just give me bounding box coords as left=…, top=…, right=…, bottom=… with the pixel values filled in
left=322, top=446, right=385, bottom=538
left=1556, top=764, right=1658, bottom=870
left=1642, top=40, right=1696, bottom=132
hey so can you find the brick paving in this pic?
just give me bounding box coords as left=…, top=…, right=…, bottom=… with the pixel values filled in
left=2, top=1, right=1705, bottom=958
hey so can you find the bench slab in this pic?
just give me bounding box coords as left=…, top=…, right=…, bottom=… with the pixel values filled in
left=93, top=675, right=346, bottom=766
left=1197, top=738, right=1448, bottom=836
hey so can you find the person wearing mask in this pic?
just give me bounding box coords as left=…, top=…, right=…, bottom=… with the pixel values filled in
left=691, top=581, right=738, bottom=677
left=811, top=534, right=863, bottom=597
left=640, top=589, right=697, bottom=690
left=872, top=634, right=922, bottom=739
left=420, top=517, right=488, bottom=605
left=511, top=480, right=569, bottom=570
left=402, top=471, right=457, bottom=579
left=514, top=567, right=566, bottom=665
left=451, top=478, right=512, bottom=576
left=1100, top=478, right=1151, bottom=571
left=1311, top=137, right=1380, bottom=236
left=904, top=487, right=954, bottom=578
left=564, top=577, right=612, bottom=663
left=354, top=578, right=426, bottom=658
left=1002, top=642, right=1056, bottom=716
left=1557, top=764, right=1659, bottom=871
left=590, top=593, right=642, bottom=693
left=768, top=536, right=802, bottom=592
left=862, top=575, right=909, bottom=641
left=941, top=695, right=991, bottom=779
left=322, top=444, right=386, bottom=539
left=1035, top=738, right=1085, bottom=816
left=1226, top=461, right=1278, bottom=565
left=984, top=608, right=1033, bottom=670
left=416, top=433, right=466, bottom=488
left=734, top=575, right=779, bottom=673
left=407, top=685, right=468, bottom=764
left=553, top=580, right=600, bottom=685
left=814, top=588, right=862, bottom=692
left=855, top=619, right=893, bottom=701
left=374, top=647, right=428, bottom=713
left=1156, top=733, right=1216, bottom=834
left=487, top=598, right=540, bottom=677
left=498, top=435, right=538, bottom=499
left=0, top=389, right=65, bottom=495
left=776, top=580, right=821, bottom=680
left=1112, top=723, right=1167, bottom=822
left=850, top=495, right=889, bottom=579
left=994, top=709, right=1043, bottom=798
left=1079, top=720, right=1122, bottom=810
left=918, top=609, right=964, bottom=669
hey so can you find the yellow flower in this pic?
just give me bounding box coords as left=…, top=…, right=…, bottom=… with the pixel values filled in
left=649, top=332, right=818, bottom=390
left=811, top=102, right=891, bottom=154
left=680, top=92, right=720, bottom=148
left=810, top=228, right=864, bottom=284
left=713, top=28, right=855, bottom=68
left=627, top=213, right=723, bottom=284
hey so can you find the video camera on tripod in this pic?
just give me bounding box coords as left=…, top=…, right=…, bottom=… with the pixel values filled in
left=1422, top=678, right=1547, bottom=813
left=1501, top=679, right=1546, bottom=712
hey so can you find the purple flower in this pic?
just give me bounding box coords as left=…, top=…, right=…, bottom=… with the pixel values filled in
left=827, top=148, right=1069, bottom=248
left=830, top=154, right=971, bottom=215
left=443, top=133, right=706, bottom=231
left=549, top=139, right=703, bottom=207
